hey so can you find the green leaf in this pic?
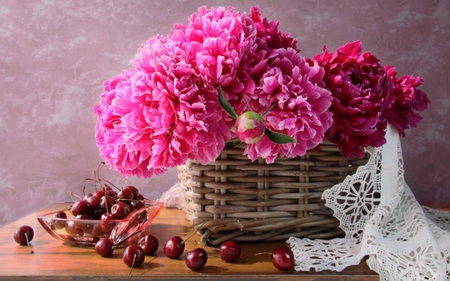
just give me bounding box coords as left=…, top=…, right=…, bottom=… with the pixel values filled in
left=265, top=128, right=297, bottom=144
left=218, top=88, right=239, bottom=119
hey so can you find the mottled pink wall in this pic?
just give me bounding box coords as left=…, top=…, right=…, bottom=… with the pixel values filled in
left=0, top=0, right=449, bottom=226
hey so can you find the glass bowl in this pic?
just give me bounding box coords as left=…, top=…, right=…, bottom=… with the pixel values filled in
left=37, top=200, right=164, bottom=246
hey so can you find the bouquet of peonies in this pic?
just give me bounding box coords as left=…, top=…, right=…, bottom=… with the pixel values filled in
left=94, top=6, right=429, bottom=178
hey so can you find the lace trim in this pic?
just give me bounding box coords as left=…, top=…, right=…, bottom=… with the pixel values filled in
left=287, top=124, right=450, bottom=281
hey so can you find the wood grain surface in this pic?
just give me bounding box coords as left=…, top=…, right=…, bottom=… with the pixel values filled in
left=0, top=203, right=379, bottom=280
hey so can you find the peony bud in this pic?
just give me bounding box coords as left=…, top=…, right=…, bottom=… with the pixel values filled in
left=235, top=111, right=265, bottom=144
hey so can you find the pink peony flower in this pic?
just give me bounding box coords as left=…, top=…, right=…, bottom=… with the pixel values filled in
left=384, top=65, right=430, bottom=137
left=244, top=47, right=333, bottom=163
left=94, top=34, right=231, bottom=177
left=311, top=40, right=394, bottom=158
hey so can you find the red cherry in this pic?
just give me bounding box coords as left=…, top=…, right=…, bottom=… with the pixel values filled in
left=123, top=245, right=145, bottom=268
left=13, top=225, right=34, bottom=253
left=99, top=213, right=116, bottom=233
left=95, top=238, right=114, bottom=257
left=86, top=195, right=101, bottom=210
left=219, top=240, right=241, bottom=263
left=163, top=236, right=185, bottom=259
left=99, top=195, right=115, bottom=213
left=124, top=185, right=139, bottom=199
left=13, top=225, right=34, bottom=245
left=110, top=202, right=130, bottom=220
left=271, top=246, right=294, bottom=271
left=71, top=200, right=89, bottom=216
left=185, top=248, right=208, bottom=271
left=139, top=234, right=159, bottom=255
left=117, top=188, right=134, bottom=202
left=52, top=210, right=67, bottom=230
left=65, top=219, right=81, bottom=236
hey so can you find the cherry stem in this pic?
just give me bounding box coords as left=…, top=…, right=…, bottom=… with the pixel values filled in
left=181, top=221, right=206, bottom=245
left=127, top=253, right=137, bottom=278
left=25, top=233, right=34, bottom=254
left=98, top=178, right=121, bottom=191
left=69, top=192, right=82, bottom=202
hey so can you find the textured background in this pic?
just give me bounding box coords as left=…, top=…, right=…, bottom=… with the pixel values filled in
left=1, top=0, right=449, bottom=227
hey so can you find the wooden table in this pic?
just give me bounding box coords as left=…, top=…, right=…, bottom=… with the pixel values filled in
left=0, top=203, right=379, bottom=280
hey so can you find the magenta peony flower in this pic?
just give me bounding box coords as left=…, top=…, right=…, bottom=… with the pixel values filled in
left=244, top=47, right=333, bottom=163
left=94, top=34, right=231, bottom=177
left=93, top=6, right=399, bottom=177
left=312, top=40, right=394, bottom=158
left=384, top=65, right=430, bottom=137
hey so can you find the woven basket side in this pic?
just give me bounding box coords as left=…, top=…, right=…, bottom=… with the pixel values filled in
left=179, top=142, right=368, bottom=245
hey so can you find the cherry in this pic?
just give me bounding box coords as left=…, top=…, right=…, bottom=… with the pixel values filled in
left=117, top=188, right=134, bottom=201
left=71, top=200, right=89, bottom=216
left=163, top=236, right=185, bottom=259
left=65, top=219, right=84, bottom=236
left=95, top=238, right=114, bottom=257
left=99, top=213, right=116, bottom=233
left=124, top=185, right=139, bottom=199
left=65, top=219, right=79, bottom=236
left=99, top=195, right=115, bottom=213
left=110, top=202, right=130, bottom=220
left=219, top=240, right=241, bottom=263
left=123, top=245, right=145, bottom=268
left=139, top=234, right=159, bottom=255
left=13, top=225, right=34, bottom=245
left=52, top=210, right=67, bottom=230
left=271, top=246, right=294, bottom=271
left=132, top=194, right=146, bottom=210
left=185, top=248, right=208, bottom=271
left=86, top=195, right=101, bottom=210
left=13, top=225, right=34, bottom=253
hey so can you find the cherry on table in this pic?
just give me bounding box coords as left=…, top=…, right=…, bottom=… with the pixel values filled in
left=163, top=236, right=185, bottom=259
left=123, top=245, right=145, bottom=268
left=13, top=225, right=34, bottom=253
left=271, top=246, right=294, bottom=271
left=185, top=248, right=208, bottom=271
left=139, top=234, right=159, bottom=255
left=219, top=240, right=241, bottom=263
left=95, top=238, right=114, bottom=257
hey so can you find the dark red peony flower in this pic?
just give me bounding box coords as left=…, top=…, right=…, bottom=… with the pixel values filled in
left=312, top=40, right=394, bottom=158
left=384, top=65, right=430, bottom=137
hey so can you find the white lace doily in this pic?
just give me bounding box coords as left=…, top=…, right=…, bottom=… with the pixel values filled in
left=287, top=124, right=450, bottom=281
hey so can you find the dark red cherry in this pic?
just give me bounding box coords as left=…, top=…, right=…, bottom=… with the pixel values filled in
left=52, top=210, right=67, bottom=230
left=185, top=248, right=208, bottom=271
left=124, top=185, right=139, bottom=199
left=123, top=245, right=145, bottom=267
left=117, top=188, right=134, bottom=202
left=110, top=202, right=130, bottom=220
left=86, top=195, right=101, bottom=210
left=219, top=240, right=241, bottom=263
left=99, top=213, right=116, bottom=233
left=13, top=225, right=34, bottom=245
left=13, top=225, right=34, bottom=253
left=139, top=234, right=159, bottom=255
left=95, top=238, right=114, bottom=257
left=99, top=195, right=115, bottom=213
left=163, top=236, right=185, bottom=259
left=71, top=200, right=89, bottom=216
left=271, top=246, right=294, bottom=271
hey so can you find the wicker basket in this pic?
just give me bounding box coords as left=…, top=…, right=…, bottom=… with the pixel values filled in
left=179, top=141, right=368, bottom=245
